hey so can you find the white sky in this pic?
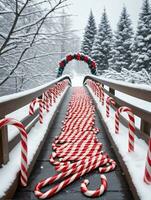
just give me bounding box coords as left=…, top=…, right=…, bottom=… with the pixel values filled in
left=67, top=0, right=146, bottom=38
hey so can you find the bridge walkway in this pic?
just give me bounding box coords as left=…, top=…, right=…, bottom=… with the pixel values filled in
left=13, top=87, right=133, bottom=200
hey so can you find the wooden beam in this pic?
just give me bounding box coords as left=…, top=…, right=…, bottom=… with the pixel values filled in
left=0, top=119, right=9, bottom=166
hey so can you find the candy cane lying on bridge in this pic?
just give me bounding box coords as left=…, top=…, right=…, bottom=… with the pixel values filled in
left=35, top=156, right=111, bottom=199
left=115, top=106, right=135, bottom=152
left=106, top=96, right=115, bottom=118
left=29, top=98, right=44, bottom=124
left=81, top=175, right=107, bottom=197
left=144, top=137, right=151, bottom=184
left=0, top=118, right=28, bottom=186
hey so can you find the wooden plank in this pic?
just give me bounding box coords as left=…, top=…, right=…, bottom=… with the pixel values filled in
left=0, top=120, right=9, bottom=166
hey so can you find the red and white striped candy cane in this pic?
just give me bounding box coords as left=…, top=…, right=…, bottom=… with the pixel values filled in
left=144, top=137, right=151, bottom=184
left=99, top=159, right=116, bottom=173
left=0, top=118, right=28, bottom=186
left=81, top=175, right=107, bottom=197
left=115, top=106, right=135, bottom=152
left=42, top=91, right=50, bottom=112
left=106, top=96, right=115, bottom=117
left=34, top=87, right=116, bottom=199
left=29, top=98, right=44, bottom=124
left=35, top=156, right=109, bottom=199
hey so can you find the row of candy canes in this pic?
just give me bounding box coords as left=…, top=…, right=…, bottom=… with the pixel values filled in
left=34, top=87, right=116, bottom=199
left=86, top=79, right=151, bottom=185
left=29, top=80, right=69, bottom=123
left=0, top=80, right=69, bottom=187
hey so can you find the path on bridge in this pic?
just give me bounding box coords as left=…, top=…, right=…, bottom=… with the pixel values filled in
left=13, top=87, right=133, bottom=200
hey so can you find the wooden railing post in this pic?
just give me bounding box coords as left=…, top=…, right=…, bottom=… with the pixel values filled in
left=0, top=116, right=9, bottom=166
left=109, top=87, right=115, bottom=95
left=141, top=119, right=151, bottom=137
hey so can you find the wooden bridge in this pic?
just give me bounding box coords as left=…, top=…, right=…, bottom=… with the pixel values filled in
left=0, top=75, right=151, bottom=200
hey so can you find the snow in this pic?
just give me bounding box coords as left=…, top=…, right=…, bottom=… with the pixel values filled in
left=0, top=87, right=68, bottom=198
left=87, top=85, right=151, bottom=200
left=7, top=104, right=38, bottom=142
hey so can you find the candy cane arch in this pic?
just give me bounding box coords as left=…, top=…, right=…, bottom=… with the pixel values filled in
left=81, top=175, right=107, bottom=197
left=57, top=53, right=97, bottom=77
left=29, top=98, right=44, bottom=124
left=106, top=96, right=115, bottom=118
left=115, top=106, right=135, bottom=152
left=144, top=137, right=151, bottom=184
left=0, top=118, right=28, bottom=186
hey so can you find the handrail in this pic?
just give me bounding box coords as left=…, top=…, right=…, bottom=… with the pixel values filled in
left=0, top=75, right=71, bottom=166
left=84, top=75, right=151, bottom=102
left=0, top=75, right=71, bottom=116
left=84, top=75, right=151, bottom=138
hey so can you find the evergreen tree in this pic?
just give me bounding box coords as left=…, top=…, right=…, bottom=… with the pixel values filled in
left=113, top=6, right=133, bottom=72
left=132, top=0, right=151, bottom=72
left=81, top=10, right=97, bottom=57
left=91, top=9, right=112, bottom=74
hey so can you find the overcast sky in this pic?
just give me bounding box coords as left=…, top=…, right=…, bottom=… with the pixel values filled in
left=67, top=0, right=146, bottom=37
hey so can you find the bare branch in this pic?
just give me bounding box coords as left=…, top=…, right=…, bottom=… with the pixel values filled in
left=0, top=0, right=67, bottom=86
left=0, top=0, right=29, bottom=54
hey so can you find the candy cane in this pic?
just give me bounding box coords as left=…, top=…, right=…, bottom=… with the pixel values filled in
left=0, top=118, right=28, bottom=186
left=81, top=175, right=107, bottom=197
left=144, top=137, right=151, bottom=184
left=29, top=98, right=44, bottom=124
left=106, top=96, right=115, bottom=117
left=42, top=91, right=50, bottom=112
left=35, top=157, right=110, bottom=199
left=115, top=106, right=135, bottom=152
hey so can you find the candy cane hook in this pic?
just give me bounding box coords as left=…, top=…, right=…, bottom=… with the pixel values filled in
left=81, top=175, right=107, bottom=197
left=115, top=106, right=135, bottom=152
left=106, top=96, right=115, bottom=118
left=0, top=118, right=28, bottom=186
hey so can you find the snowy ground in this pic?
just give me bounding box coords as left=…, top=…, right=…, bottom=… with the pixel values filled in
left=87, top=85, right=151, bottom=200
left=0, top=87, right=68, bottom=198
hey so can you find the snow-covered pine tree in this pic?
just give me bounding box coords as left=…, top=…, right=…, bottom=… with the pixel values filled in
left=81, top=10, right=97, bottom=57
left=91, top=9, right=112, bottom=74
left=112, top=6, right=133, bottom=72
left=132, top=0, right=151, bottom=73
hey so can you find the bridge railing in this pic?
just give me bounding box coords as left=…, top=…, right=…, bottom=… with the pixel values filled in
left=0, top=75, right=71, bottom=166
left=84, top=75, right=151, bottom=143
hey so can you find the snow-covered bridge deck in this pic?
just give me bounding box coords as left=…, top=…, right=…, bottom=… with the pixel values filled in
left=0, top=75, right=151, bottom=200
